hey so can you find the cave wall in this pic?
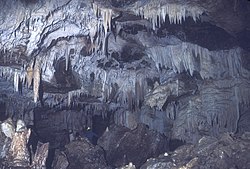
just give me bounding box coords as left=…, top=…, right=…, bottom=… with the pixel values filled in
left=0, top=0, right=250, bottom=144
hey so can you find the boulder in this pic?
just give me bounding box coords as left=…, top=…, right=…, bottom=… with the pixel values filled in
left=53, top=138, right=110, bottom=169
left=98, top=123, right=168, bottom=168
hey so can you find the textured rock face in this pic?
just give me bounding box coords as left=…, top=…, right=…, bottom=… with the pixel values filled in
left=0, top=0, right=250, bottom=168
left=98, top=124, right=168, bottom=168
left=141, top=133, right=250, bottom=169
left=52, top=138, right=110, bottom=169
left=0, top=119, right=49, bottom=169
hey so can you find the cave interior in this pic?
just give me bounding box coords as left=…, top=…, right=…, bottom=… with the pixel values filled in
left=0, top=0, right=250, bottom=168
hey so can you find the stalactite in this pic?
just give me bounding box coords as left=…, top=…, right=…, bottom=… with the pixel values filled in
left=134, top=2, right=204, bottom=29
left=68, top=91, right=72, bottom=107
left=33, top=60, right=40, bottom=103
left=234, top=86, right=240, bottom=133
left=13, top=71, right=19, bottom=92
left=65, top=47, right=69, bottom=71
left=102, top=71, right=107, bottom=100
left=67, top=87, right=88, bottom=107
left=92, top=3, right=112, bottom=53
left=147, top=43, right=244, bottom=79
left=127, top=90, right=133, bottom=110
left=26, top=65, right=33, bottom=88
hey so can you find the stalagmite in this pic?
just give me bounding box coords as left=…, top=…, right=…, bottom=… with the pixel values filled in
left=8, top=123, right=31, bottom=167
left=0, top=118, right=15, bottom=139
left=16, top=119, right=26, bottom=132
left=31, top=142, right=49, bottom=169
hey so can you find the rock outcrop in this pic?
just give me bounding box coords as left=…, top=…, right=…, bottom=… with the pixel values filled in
left=141, top=132, right=250, bottom=169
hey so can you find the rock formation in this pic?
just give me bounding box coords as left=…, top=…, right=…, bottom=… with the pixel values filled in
left=0, top=0, right=250, bottom=168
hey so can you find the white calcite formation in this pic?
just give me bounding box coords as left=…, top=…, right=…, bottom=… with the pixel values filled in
left=8, top=120, right=31, bottom=167
left=0, top=0, right=249, bottom=145
left=33, top=59, right=41, bottom=103
left=147, top=43, right=244, bottom=79
left=0, top=118, right=15, bottom=139
left=133, top=1, right=205, bottom=29
left=0, top=119, right=49, bottom=168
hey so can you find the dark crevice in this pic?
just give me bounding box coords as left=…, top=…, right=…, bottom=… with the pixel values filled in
left=0, top=102, right=7, bottom=121
left=169, top=139, right=185, bottom=151
left=159, top=17, right=237, bottom=50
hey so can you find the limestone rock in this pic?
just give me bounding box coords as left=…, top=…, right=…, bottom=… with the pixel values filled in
left=98, top=123, right=168, bottom=168
left=53, top=138, right=110, bottom=169
left=141, top=133, right=250, bottom=169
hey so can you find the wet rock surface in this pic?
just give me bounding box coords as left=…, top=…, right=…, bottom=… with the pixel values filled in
left=98, top=123, right=168, bottom=168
